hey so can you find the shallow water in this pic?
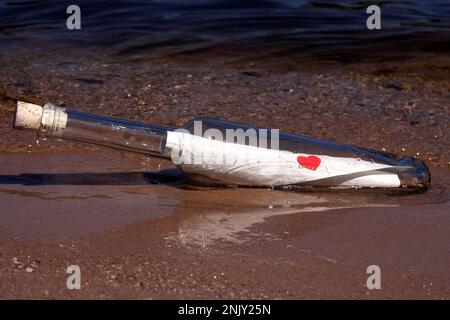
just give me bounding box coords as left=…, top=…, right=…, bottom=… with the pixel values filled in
left=1, top=0, right=450, bottom=63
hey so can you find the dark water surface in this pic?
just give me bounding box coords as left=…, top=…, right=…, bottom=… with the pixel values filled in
left=1, top=0, right=449, bottom=63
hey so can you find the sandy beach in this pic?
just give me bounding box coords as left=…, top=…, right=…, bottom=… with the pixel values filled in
left=0, top=41, right=449, bottom=299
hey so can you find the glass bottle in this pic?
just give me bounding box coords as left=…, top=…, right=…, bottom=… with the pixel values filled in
left=14, top=101, right=430, bottom=191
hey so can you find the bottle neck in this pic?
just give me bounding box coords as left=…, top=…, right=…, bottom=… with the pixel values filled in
left=38, top=103, right=175, bottom=158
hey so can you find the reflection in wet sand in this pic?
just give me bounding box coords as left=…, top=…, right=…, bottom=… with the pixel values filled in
left=168, top=189, right=397, bottom=247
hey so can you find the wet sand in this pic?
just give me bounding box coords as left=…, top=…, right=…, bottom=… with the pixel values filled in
left=0, top=46, right=449, bottom=299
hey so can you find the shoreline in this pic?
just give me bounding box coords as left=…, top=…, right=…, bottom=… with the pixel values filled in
left=0, top=45, right=449, bottom=299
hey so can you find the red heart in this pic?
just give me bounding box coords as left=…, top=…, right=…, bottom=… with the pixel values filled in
left=297, top=155, right=321, bottom=171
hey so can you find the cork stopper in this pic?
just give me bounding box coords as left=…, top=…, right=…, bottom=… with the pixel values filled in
left=14, top=101, right=43, bottom=131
